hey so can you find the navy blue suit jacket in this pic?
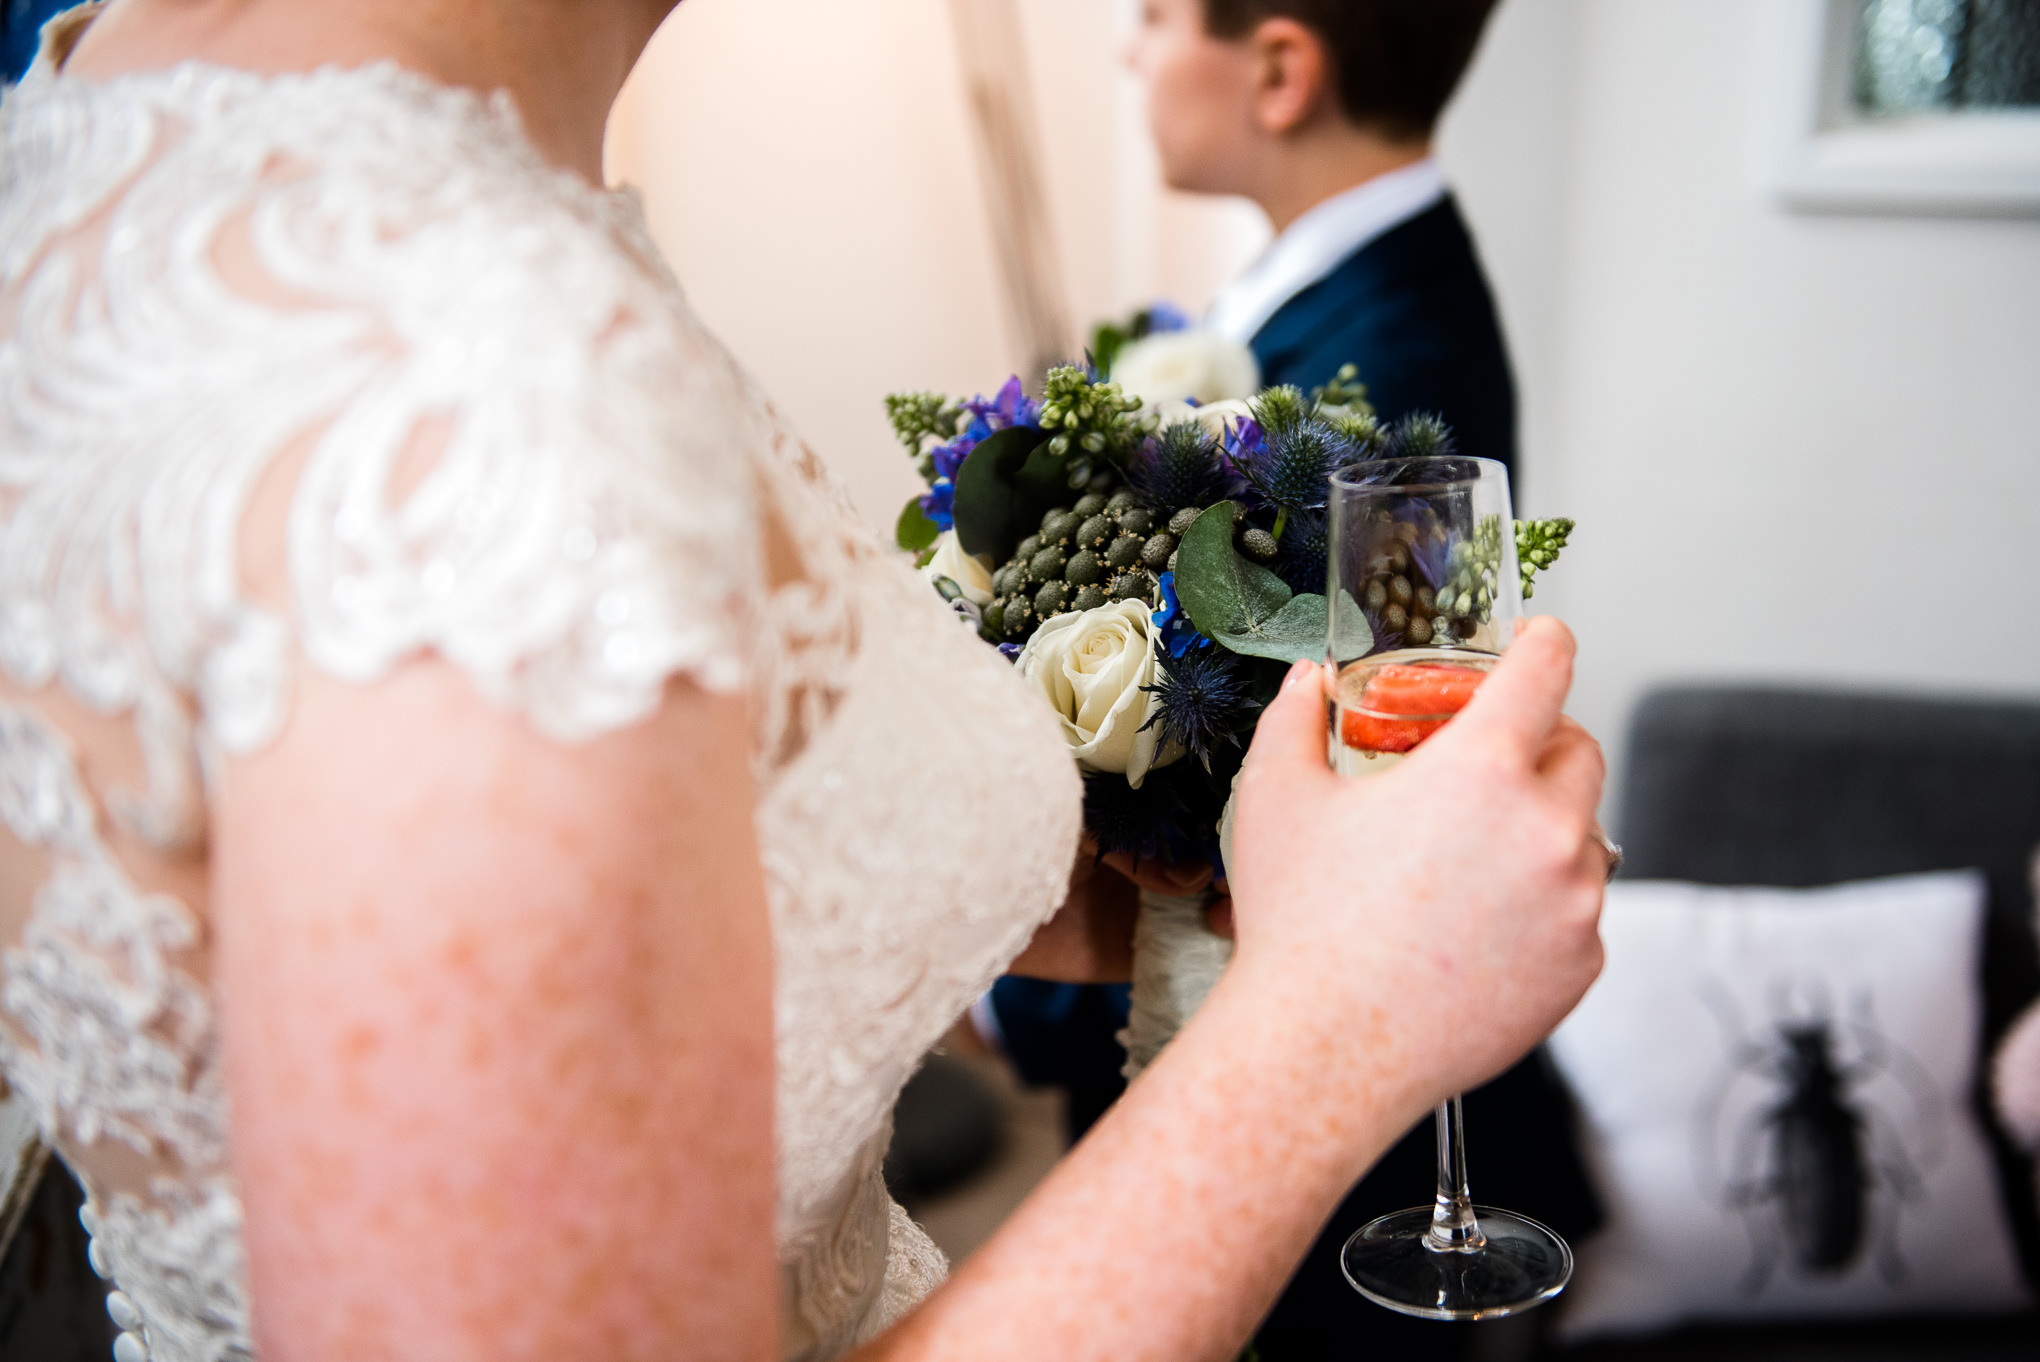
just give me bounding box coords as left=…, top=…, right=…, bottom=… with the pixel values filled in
left=1252, top=193, right=1517, bottom=470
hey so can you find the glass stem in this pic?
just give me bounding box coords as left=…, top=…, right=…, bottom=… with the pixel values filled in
left=1424, top=1095, right=1488, bottom=1254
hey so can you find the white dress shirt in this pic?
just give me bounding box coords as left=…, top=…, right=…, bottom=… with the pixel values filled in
left=1205, top=157, right=1448, bottom=345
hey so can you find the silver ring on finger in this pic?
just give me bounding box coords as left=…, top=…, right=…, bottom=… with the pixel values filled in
left=1594, top=829, right=1624, bottom=883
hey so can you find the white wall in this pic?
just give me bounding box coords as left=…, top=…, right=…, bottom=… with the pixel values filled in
left=612, top=0, right=2040, bottom=820
left=1439, top=0, right=2040, bottom=817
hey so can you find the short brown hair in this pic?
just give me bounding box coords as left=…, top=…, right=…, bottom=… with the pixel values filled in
left=1203, top=0, right=1500, bottom=141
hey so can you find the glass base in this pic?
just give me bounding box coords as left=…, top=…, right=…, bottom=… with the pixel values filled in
left=1341, top=1205, right=1573, bottom=1321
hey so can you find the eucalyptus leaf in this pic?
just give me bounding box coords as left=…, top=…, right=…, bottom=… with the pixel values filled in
left=895, top=497, right=940, bottom=553
left=1330, top=589, right=1375, bottom=662
left=1175, top=502, right=1296, bottom=645
left=952, top=425, right=1058, bottom=562
left=1212, top=593, right=1327, bottom=663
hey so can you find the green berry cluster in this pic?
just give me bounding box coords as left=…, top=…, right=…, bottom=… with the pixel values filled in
left=1515, top=518, right=1575, bottom=600
left=1036, top=366, right=1152, bottom=489
left=1434, top=514, right=1506, bottom=630
left=981, top=480, right=1190, bottom=644
left=884, top=391, right=964, bottom=482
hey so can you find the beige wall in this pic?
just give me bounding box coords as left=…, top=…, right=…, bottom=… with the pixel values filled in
left=607, top=0, right=1263, bottom=532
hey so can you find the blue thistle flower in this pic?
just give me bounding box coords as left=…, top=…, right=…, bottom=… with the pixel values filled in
left=1139, top=639, right=1262, bottom=772
left=1233, top=415, right=1356, bottom=515
left=1129, top=421, right=1241, bottom=510
left=1271, top=508, right=1329, bottom=598
left=1083, top=770, right=1186, bottom=863
left=1377, top=412, right=1457, bottom=461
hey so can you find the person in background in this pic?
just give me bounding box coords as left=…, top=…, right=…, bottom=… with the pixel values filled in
left=1185, top=0, right=1517, bottom=465
left=1, top=0, right=74, bottom=83
left=988, top=4, right=1590, bottom=1357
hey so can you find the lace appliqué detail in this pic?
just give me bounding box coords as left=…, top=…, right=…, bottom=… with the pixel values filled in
left=871, top=1200, right=948, bottom=1341
left=0, top=55, right=757, bottom=766
left=0, top=707, right=225, bottom=1168
left=85, top=1180, right=254, bottom=1362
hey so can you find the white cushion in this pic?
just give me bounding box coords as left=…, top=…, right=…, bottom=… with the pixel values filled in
left=1549, top=871, right=2032, bottom=1340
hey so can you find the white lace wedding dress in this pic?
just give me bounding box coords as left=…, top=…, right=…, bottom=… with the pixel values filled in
left=0, top=8, right=1081, bottom=1360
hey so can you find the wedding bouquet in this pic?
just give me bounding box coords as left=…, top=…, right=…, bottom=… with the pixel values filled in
left=887, top=313, right=1574, bottom=1072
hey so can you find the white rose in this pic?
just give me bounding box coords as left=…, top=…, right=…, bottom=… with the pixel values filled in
left=1111, top=330, right=1261, bottom=408
left=920, top=530, right=994, bottom=606
left=1016, top=599, right=1175, bottom=787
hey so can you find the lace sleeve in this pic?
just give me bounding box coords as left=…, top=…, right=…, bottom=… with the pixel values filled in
left=261, top=95, right=763, bottom=746
left=0, top=60, right=759, bottom=765
left=281, top=255, right=760, bottom=746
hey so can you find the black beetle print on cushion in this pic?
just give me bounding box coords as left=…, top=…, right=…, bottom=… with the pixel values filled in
left=1695, top=976, right=1946, bottom=1293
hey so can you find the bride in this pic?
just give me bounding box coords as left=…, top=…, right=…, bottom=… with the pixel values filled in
left=0, top=2, right=1610, bottom=1359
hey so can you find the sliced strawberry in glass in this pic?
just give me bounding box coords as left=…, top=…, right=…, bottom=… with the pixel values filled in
left=1340, top=663, right=1488, bottom=753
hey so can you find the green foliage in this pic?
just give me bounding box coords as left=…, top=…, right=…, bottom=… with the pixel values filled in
left=1037, top=365, right=1151, bottom=489
left=1515, top=517, right=1576, bottom=600
left=885, top=390, right=962, bottom=459
left=1173, top=504, right=1370, bottom=664
left=895, top=498, right=940, bottom=554
left=1309, top=363, right=1374, bottom=417
left=951, top=426, right=1069, bottom=563
left=1090, top=323, right=1133, bottom=382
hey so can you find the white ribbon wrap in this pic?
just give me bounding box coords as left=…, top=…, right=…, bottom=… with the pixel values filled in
left=1118, top=888, right=1233, bottom=1080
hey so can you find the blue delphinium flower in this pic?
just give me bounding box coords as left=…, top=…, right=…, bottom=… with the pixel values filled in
left=919, top=375, right=1040, bottom=531
left=1143, top=301, right=1192, bottom=334
left=1150, top=572, right=1205, bottom=659
left=918, top=479, right=956, bottom=531
left=963, top=375, right=1042, bottom=438
left=1220, top=415, right=1264, bottom=466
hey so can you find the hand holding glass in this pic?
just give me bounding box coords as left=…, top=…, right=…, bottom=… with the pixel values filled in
left=1325, top=456, right=1572, bottom=1321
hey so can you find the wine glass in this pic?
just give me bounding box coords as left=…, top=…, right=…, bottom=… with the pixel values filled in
left=1324, top=455, right=1573, bottom=1321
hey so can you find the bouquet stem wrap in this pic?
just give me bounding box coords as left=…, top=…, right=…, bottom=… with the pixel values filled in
left=1119, top=888, right=1233, bottom=1080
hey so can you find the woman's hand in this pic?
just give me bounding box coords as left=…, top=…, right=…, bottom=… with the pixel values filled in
left=875, top=618, right=1605, bottom=1362
left=1222, top=617, right=1608, bottom=1118
left=1005, top=841, right=1234, bottom=982
left=1004, top=836, right=1142, bottom=982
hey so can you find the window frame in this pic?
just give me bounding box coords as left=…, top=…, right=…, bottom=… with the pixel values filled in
left=1757, top=0, right=2040, bottom=216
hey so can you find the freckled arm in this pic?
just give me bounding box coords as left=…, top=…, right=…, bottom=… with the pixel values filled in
left=213, top=660, right=777, bottom=1362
